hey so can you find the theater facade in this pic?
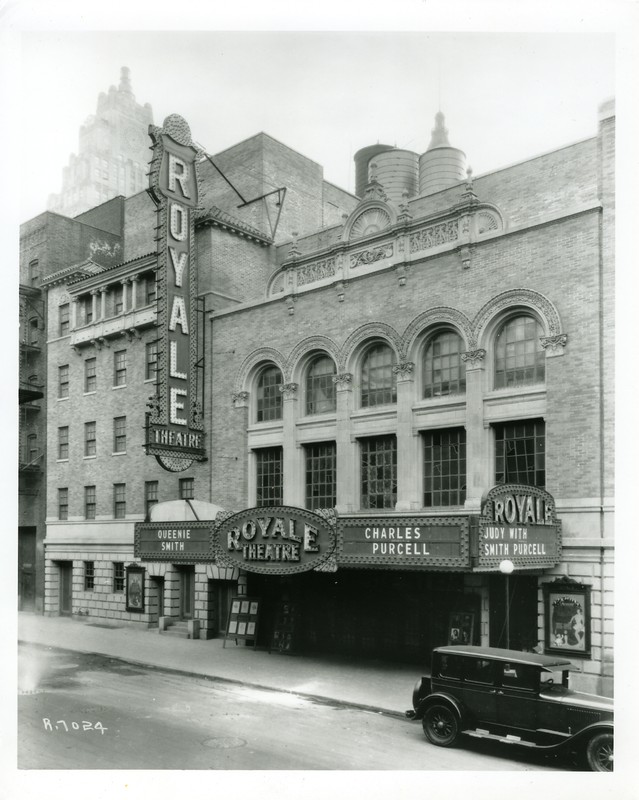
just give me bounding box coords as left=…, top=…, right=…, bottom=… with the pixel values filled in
left=33, top=102, right=614, bottom=696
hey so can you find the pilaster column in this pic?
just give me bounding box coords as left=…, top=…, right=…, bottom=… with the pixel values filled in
left=99, top=286, right=107, bottom=320
left=90, top=289, right=99, bottom=321
left=130, top=274, right=139, bottom=310
left=121, top=279, right=129, bottom=312
left=280, top=383, right=300, bottom=506
left=393, top=362, right=419, bottom=511
left=334, top=373, right=356, bottom=513
left=70, top=297, right=78, bottom=329
left=461, top=349, right=487, bottom=512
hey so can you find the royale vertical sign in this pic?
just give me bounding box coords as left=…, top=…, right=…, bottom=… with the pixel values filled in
left=146, top=114, right=205, bottom=471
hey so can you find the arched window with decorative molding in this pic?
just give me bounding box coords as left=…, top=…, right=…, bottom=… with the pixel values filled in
left=494, top=315, right=545, bottom=389
left=305, top=355, right=336, bottom=415
left=256, top=365, right=283, bottom=422
left=361, top=343, right=397, bottom=408
left=423, top=330, right=466, bottom=398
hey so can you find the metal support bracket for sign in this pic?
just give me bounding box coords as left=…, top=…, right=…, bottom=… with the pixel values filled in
left=197, top=146, right=287, bottom=240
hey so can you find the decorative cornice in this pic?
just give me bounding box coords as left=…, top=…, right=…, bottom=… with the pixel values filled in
left=350, top=242, right=393, bottom=269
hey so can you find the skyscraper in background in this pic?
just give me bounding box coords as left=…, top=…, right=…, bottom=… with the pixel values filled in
left=47, top=67, right=153, bottom=218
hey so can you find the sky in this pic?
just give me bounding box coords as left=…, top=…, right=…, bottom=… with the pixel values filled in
left=10, top=28, right=617, bottom=220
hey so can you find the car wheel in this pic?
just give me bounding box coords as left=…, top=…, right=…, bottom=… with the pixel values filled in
left=585, top=732, right=613, bottom=772
left=422, top=703, right=460, bottom=747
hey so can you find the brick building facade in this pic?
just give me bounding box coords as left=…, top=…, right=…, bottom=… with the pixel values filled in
left=24, top=101, right=614, bottom=696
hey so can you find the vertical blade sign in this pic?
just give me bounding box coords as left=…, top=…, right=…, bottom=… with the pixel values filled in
left=146, top=114, right=205, bottom=472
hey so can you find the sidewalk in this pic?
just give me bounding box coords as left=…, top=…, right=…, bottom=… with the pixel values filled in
left=18, top=613, right=423, bottom=717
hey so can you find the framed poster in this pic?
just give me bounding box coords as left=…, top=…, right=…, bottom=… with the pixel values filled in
left=448, top=611, right=474, bottom=645
left=125, top=565, right=145, bottom=613
left=543, top=580, right=591, bottom=657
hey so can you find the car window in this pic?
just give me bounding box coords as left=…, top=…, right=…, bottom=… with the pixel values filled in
left=501, top=662, right=537, bottom=691
left=437, top=654, right=464, bottom=680
left=464, top=658, right=494, bottom=685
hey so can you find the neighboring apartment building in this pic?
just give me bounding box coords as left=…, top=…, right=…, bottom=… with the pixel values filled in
left=47, top=67, right=153, bottom=218
left=27, top=101, right=614, bottom=696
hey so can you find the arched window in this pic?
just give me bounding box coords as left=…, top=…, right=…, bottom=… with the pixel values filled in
left=256, top=365, right=283, bottom=422
left=306, top=355, right=336, bottom=415
left=361, top=343, right=397, bottom=408
left=423, top=331, right=466, bottom=398
left=494, top=315, right=545, bottom=389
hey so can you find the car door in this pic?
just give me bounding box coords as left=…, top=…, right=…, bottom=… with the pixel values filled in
left=455, top=656, right=500, bottom=728
left=495, top=662, right=539, bottom=738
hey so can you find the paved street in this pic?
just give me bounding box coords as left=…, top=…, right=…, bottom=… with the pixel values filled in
left=18, top=644, right=570, bottom=771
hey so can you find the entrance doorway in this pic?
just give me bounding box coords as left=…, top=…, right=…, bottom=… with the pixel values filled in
left=149, top=577, right=165, bottom=625
left=58, top=562, right=73, bottom=616
left=489, top=573, right=539, bottom=651
left=178, top=566, right=195, bottom=620
left=215, top=581, right=236, bottom=635
left=18, top=527, right=36, bottom=611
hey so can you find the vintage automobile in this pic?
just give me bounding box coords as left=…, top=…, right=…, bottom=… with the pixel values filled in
left=406, top=645, right=613, bottom=771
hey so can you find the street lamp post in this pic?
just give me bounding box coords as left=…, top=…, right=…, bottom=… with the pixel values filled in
left=499, top=559, right=514, bottom=649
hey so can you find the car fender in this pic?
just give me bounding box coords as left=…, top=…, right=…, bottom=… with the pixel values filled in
left=418, top=692, right=466, bottom=723
left=563, top=719, right=614, bottom=747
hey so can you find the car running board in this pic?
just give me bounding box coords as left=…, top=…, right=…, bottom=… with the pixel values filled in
left=463, top=729, right=537, bottom=747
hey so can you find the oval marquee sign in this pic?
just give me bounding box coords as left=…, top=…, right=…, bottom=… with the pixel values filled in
left=214, top=506, right=337, bottom=575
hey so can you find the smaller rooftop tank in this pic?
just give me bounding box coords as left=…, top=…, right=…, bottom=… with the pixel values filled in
left=419, top=112, right=466, bottom=196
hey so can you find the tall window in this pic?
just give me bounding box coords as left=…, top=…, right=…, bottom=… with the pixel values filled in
left=26, top=433, right=38, bottom=462
left=58, top=426, right=69, bottom=460
left=306, top=356, right=336, bottom=415
left=113, top=416, right=126, bottom=453
left=256, top=366, right=282, bottom=422
left=114, top=483, right=126, bottom=519
left=423, top=428, right=466, bottom=507
left=29, top=318, right=39, bottom=346
left=361, top=435, right=397, bottom=509
left=494, top=315, right=545, bottom=388
left=145, top=341, right=158, bottom=380
left=84, top=421, right=97, bottom=457
left=145, top=481, right=159, bottom=517
left=29, top=259, right=39, bottom=286
left=305, top=442, right=336, bottom=510
left=85, top=357, right=97, bottom=393
left=255, top=447, right=283, bottom=506
left=59, top=303, right=70, bottom=337
left=114, top=350, right=127, bottom=386
left=113, top=285, right=124, bottom=314
left=179, top=477, right=194, bottom=500
left=494, top=419, right=545, bottom=488
left=58, top=365, right=69, bottom=398
left=361, top=344, right=397, bottom=407
left=85, top=485, right=96, bottom=519
left=58, top=488, right=69, bottom=520
left=84, top=561, right=95, bottom=591
left=113, top=562, right=125, bottom=593
left=423, top=331, right=466, bottom=398
left=82, top=295, right=93, bottom=325
left=145, top=273, right=157, bottom=306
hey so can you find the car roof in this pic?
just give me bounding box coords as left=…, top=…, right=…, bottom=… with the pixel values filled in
left=434, top=645, right=576, bottom=669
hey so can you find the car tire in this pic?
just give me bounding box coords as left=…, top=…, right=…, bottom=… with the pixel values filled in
left=422, top=703, right=460, bottom=747
left=585, top=732, right=613, bottom=772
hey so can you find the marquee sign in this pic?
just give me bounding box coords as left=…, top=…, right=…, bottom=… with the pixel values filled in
left=214, top=507, right=337, bottom=575
left=475, top=484, right=562, bottom=570
left=134, top=520, right=214, bottom=562
left=337, top=515, right=470, bottom=570
left=145, top=114, right=205, bottom=472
